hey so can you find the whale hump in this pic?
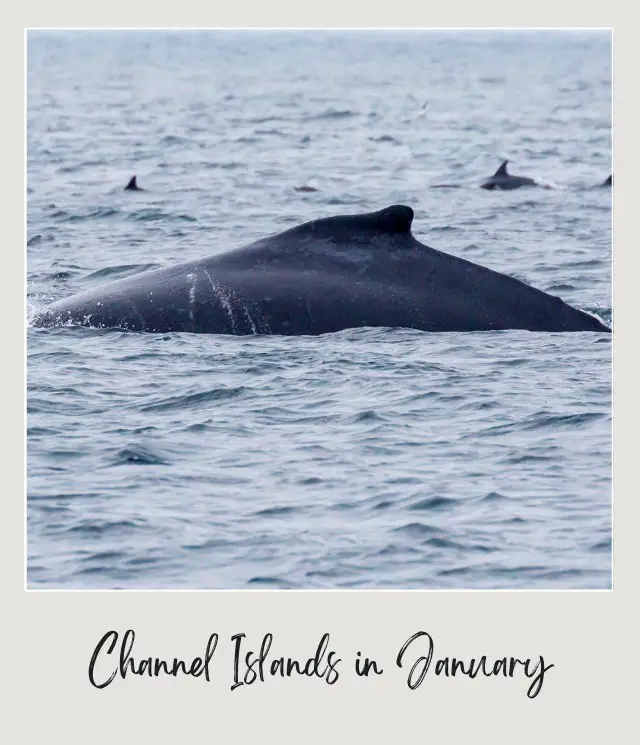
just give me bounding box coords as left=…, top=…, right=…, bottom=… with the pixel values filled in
left=603, top=174, right=612, bottom=186
left=124, top=176, right=140, bottom=191
left=493, top=160, right=510, bottom=177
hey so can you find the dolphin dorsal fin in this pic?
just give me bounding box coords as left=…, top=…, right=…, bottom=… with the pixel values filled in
left=494, top=160, right=509, bottom=177
left=125, top=176, right=139, bottom=191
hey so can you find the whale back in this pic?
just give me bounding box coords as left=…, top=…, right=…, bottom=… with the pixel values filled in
left=32, top=204, right=611, bottom=335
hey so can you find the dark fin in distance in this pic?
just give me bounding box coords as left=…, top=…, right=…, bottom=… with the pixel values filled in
left=603, top=174, right=612, bottom=186
left=493, top=160, right=509, bottom=177
left=125, top=176, right=142, bottom=191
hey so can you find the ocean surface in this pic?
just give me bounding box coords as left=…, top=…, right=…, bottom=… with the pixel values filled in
left=27, top=30, right=612, bottom=589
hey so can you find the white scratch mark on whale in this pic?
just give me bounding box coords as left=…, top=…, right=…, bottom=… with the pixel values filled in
left=201, top=268, right=237, bottom=333
left=187, top=272, right=197, bottom=326
left=241, top=304, right=258, bottom=334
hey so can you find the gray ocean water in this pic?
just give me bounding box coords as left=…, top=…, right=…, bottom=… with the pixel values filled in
left=27, top=30, right=612, bottom=589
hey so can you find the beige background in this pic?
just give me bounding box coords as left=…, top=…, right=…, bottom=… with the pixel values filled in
left=9, top=2, right=634, bottom=742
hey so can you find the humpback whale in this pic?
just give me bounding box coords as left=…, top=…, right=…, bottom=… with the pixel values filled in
left=124, top=176, right=143, bottom=191
left=480, top=160, right=538, bottom=190
left=32, top=205, right=610, bottom=335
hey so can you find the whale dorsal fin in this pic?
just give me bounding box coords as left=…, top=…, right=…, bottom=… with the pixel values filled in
left=604, top=174, right=612, bottom=186
left=125, top=176, right=139, bottom=191
left=371, top=205, right=414, bottom=234
left=287, top=204, right=415, bottom=242
left=493, top=160, right=509, bottom=177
